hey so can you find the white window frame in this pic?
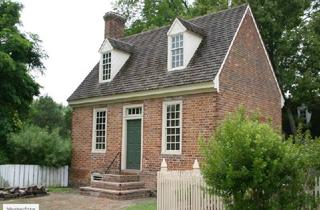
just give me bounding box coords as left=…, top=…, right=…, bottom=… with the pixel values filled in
left=92, top=108, right=107, bottom=153
left=162, top=100, right=182, bottom=155
left=169, top=33, right=184, bottom=71
left=99, top=51, right=112, bottom=83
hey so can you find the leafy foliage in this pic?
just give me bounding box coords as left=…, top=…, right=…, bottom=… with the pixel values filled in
left=200, top=109, right=316, bottom=210
left=288, top=128, right=320, bottom=193
left=113, top=0, right=192, bottom=35
left=28, top=96, right=72, bottom=138
left=0, top=148, right=9, bottom=164
left=8, top=124, right=71, bottom=167
left=0, top=0, right=46, bottom=160
left=4, top=95, right=73, bottom=166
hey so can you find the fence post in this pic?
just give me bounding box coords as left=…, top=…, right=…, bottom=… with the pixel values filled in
left=160, top=158, right=167, bottom=172
left=193, top=159, right=201, bottom=176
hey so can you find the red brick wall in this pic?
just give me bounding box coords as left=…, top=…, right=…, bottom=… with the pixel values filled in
left=218, top=13, right=282, bottom=128
left=70, top=92, right=218, bottom=188
left=104, top=18, right=124, bottom=39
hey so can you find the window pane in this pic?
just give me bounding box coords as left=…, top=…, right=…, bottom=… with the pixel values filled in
left=102, top=52, right=111, bottom=80
left=164, top=102, right=181, bottom=152
left=176, top=128, right=180, bottom=134
left=166, top=135, right=170, bottom=142
left=94, top=110, right=106, bottom=150
left=171, top=34, right=184, bottom=68
left=171, top=143, right=175, bottom=150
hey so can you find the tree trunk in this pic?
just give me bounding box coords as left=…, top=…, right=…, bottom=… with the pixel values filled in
left=286, top=106, right=296, bottom=135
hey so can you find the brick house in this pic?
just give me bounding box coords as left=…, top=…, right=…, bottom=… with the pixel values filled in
left=68, top=4, right=284, bottom=198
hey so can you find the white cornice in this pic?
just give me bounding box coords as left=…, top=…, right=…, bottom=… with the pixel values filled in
left=68, top=82, right=215, bottom=107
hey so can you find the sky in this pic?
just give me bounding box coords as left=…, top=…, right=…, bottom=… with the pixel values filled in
left=18, top=0, right=113, bottom=105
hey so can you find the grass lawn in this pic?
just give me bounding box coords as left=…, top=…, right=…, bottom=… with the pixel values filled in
left=124, top=201, right=156, bottom=210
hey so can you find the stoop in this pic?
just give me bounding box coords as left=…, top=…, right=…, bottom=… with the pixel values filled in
left=80, top=173, right=151, bottom=200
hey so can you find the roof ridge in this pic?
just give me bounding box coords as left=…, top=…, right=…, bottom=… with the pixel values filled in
left=188, top=3, right=248, bottom=21
left=121, top=4, right=248, bottom=40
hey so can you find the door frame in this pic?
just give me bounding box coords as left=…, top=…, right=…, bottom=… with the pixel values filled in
left=121, top=104, right=144, bottom=171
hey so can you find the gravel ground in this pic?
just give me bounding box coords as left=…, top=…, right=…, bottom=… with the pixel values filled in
left=0, top=190, right=156, bottom=210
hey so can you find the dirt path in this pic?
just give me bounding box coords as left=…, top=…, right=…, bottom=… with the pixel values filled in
left=0, top=190, right=156, bottom=210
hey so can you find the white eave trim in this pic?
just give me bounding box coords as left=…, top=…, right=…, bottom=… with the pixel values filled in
left=99, top=39, right=113, bottom=53
left=68, top=82, right=215, bottom=106
left=213, top=5, right=285, bottom=108
left=167, top=18, right=187, bottom=36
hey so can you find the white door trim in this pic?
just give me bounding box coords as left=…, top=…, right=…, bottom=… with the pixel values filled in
left=121, top=104, right=144, bottom=171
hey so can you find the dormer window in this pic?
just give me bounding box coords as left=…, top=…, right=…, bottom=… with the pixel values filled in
left=102, top=52, right=111, bottom=81
left=171, top=34, right=184, bottom=69
left=167, top=18, right=204, bottom=71
left=98, top=38, right=133, bottom=83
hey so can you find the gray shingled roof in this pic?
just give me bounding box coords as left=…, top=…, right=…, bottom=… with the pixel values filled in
left=68, top=4, right=247, bottom=102
left=107, top=37, right=134, bottom=53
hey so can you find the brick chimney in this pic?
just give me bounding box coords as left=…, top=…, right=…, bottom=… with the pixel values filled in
left=103, top=12, right=126, bottom=39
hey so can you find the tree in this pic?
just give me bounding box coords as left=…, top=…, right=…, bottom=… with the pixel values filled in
left=0, top=0, right=46, bottom=160
left=28, top=96, right=71, bottom=138
left=200, top=109, right=316, bottom=210
left=6, top=96, right=72, bottom=166
left=113, top=0, right=192, bottom=35
left=8, top=124, right=71, bottom=167
left=282, top=9, right=320, bottom=135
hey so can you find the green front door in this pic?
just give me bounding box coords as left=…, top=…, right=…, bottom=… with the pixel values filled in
left=126, top=119, right=141, bottom=170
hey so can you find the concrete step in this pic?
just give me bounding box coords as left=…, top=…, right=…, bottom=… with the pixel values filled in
left=91, top=180, right=145, bottom=190
left=80, top=186, right=151, bottom=200
left=102, top=174, right=140, bottom=182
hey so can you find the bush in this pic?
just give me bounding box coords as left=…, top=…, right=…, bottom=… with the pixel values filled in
left=201, top=109, right=312, bottom=210
left=288, top=128, right=320, bottom=201
left=8, top=124, right=71, bottom=167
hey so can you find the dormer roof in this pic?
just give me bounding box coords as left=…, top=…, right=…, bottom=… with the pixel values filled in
left=175, top=17, right=206, bottom=36
left=99, top=37, right=134, bottom=53
left=68, top=4, right=248, bottom=102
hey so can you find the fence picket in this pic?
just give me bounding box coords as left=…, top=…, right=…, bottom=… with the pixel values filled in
left=0, top=164, right=68, bottom=188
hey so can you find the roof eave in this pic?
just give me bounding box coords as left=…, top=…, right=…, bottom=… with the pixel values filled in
left=68, top=82, right=215, bottom=107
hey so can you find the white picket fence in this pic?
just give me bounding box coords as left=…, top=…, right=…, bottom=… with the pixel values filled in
left=157, top=159, right=320, bottom=210
left=157, top=159, right=224, bottom=210
left=0, top=165, right=68, bottom=188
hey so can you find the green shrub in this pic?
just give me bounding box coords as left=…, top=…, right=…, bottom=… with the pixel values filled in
left=201, top=109, right=312, bottom=210
left=8, top=124, right=71, bottom=167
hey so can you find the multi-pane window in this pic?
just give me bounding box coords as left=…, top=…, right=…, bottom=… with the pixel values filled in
left=171, top=34, right=184, bottom=68
left=126, top=107, right=142, bottom=116
left=93, top=109, right=106, bottom=152
left=162, top=101, right=182, bottom=154
left=102, top=52, right=111, bottom=81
